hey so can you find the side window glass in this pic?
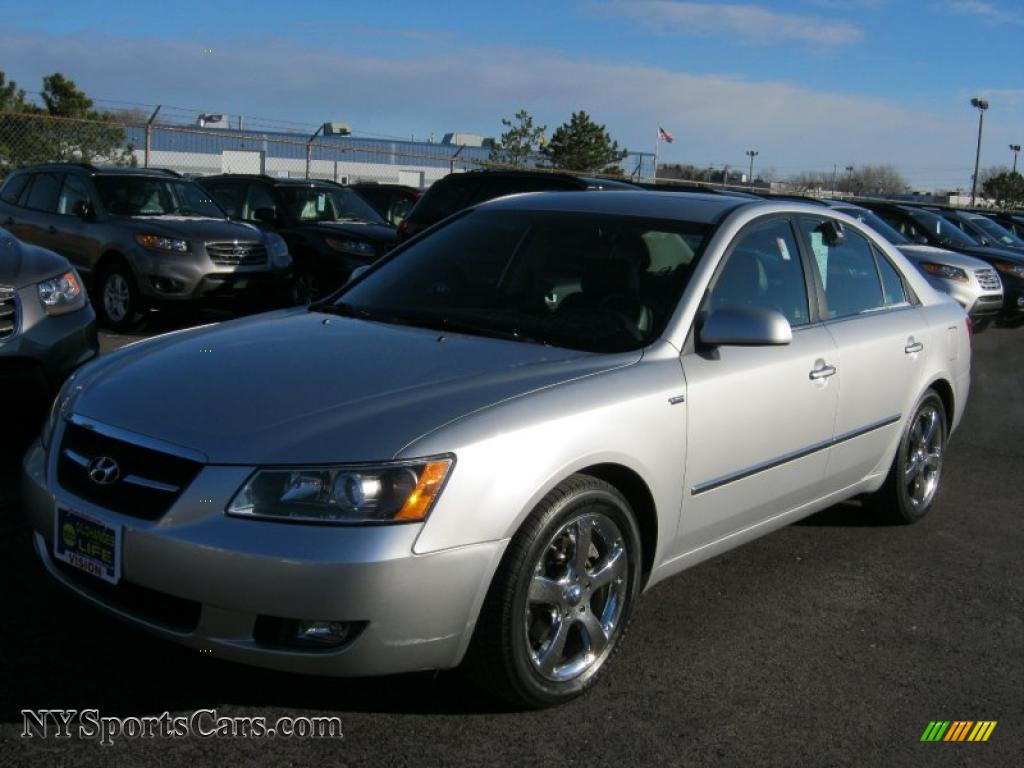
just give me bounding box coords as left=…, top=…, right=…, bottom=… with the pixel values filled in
left=244, top=184, right=276, bottom=221
left=23, top=172, right=62, bottom=212
left=205, top=183, right=243, bottom=219
left=799, top=219, right=885, bottom=319
left=709, top=218, right=810, bottom=327
left=875, top=249, right=909, bottom=306
left=0, top=174, right=30, bottom=205
left=57, top=175, right=91, bottom=215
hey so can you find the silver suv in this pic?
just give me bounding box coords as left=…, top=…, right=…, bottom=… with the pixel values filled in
left=0, top=165, right=293, bottom=329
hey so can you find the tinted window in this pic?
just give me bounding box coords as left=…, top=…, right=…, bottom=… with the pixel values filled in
left=0, top=173, right=30, bottom=205
left=835, top=207, right=908, bottom=245
left=709, top=218, right=810, bottom=327
left=413, top=176, right=478, bottom=223
left=801, top=219, right=884, bottom=319
left=204, top=182, right=245, bottom=219
left=466, top=176, right=574, bottom=206
left=970, top=215, right=1024, bottom=247
left=95, top=176, right=224, bottom=217
left=875, top=250, right=909, bottom=305
left=906, top=210, right=979, bottom=249
left=244, top=184, right=276, bottom=220
left=57, top=174, right=91, bottom=215
left=23, top=172, right=63, bottom=212
left=277, top=186, right=383, bottom=224
left=337, top=210, right=712, bottom=353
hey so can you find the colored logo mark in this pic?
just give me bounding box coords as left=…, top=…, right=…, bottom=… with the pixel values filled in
left=920, top=721, right=997, bottom=742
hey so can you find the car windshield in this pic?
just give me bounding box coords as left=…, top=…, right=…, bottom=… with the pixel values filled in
left=907, top=210, right=980, bottom=249
left=95, top=176, right=225, bottom=217
left=969, top=216, right=1024, bottom=247
left=836, top=207, right=909, bottom=244
left=326, top=209, right=712, bottom=353
left=278, top=186, right=385, bottom=224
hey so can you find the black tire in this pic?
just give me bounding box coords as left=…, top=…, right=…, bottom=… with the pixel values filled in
left=871, top=390, right=947, bottom=524
left=96, top=262, right=141, bottom=331
left=463, top=474, right=642, bottom=708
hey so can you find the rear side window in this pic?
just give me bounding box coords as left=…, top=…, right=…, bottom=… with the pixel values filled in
left=22, top=172, right=63, bottom=212
left=876, top=252, right=909, bottom=306
left=57, top=174, right=92, bottom=215
left=244, top=184, right=276, bottom=220
left=0, top=173, right=31, bottom=205
left=413, top=176, right=478, bottom=223
left=800, top=219, right=885, bottom=319
left=466, top=176, right=574, bottom=206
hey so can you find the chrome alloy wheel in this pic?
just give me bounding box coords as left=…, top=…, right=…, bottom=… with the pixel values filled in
left=525, top=511, right=628, bottom=683
left=103, top=273, right=131, bottom=322
left=904, top=403, right=943, bottom=511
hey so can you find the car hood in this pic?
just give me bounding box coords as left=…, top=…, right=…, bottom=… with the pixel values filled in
left=897, top=244, right=993, bottom=270
left=303, top=220, right=397, bottom=245
left=70, top=309, right=639, bottom=464
left=0, top=228, right=73, bottom=288
left=119, top=216, right=267, bottom=241
left=954, top=243, right=1024, bottom=264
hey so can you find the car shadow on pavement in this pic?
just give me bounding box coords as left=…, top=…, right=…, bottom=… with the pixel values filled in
left=0, top=468, right=515, bottom=721
left=796, top=499, right=888, bottom=528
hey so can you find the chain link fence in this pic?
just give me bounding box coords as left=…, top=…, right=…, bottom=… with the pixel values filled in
left=0, top=111, right=656, bottom=186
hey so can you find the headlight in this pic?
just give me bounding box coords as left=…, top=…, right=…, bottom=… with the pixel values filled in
left=919, top=262, right=968, bottom=282
left=37, top=270, right=86, bottom=315
left=226, top=457, right=454, bottom=524
left=992, top=260, right=1024, bottom=279
left=325, top=237, right=375, bottom=257
left=265, top=233, right=289, bottom=259
left=135, top=234, right=190, bottom=253
left=41, top=373, right=84, bottom=449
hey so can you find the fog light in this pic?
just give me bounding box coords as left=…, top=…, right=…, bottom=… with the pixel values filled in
left=1017, top=297, right=1024, bottom=308
left=296, top=620, right=352, bottom=647
left=150, top=276, right=184, bottom=293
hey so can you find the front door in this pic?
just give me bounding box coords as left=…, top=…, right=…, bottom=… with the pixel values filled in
left=679, top=216, right=840, bottom=549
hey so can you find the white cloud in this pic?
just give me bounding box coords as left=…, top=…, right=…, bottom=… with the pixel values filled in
left=944, top=1, right=1024, bottom=24
left=601, top=1, right=864, bottom=45
left=0, top=30, right=997, bottom=187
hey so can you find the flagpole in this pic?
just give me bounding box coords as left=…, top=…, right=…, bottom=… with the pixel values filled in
left=654, top=125, right=659, bottom=183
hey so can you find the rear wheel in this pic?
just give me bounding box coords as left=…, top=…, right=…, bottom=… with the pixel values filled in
left=464, top=474, right=642, bottom=708
left=872, top=391, right=947, bottom=524
left=96, top=262, right=141, bottom=331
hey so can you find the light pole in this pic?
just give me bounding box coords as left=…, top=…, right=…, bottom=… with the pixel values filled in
left=745, top=150, right=759, bottom=185
left=845, top=165, right=854, bottom=195
left=1011, top=144, right=1021, bottom=174
left=969, top=97, right=989, bottom=206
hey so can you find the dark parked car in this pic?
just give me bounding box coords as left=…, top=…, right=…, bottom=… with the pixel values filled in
left=199, top=175, right=396, bottom=301
left=0, top=164, right=293, bottom=330
left=922, top=207, right=1024, bottom=253
left=859, top=201, right=1024, bottom=319
left=0, top=227, right=97, bottom=450
left=984, top=211, right=1024, bottom=240
left=397, top=170, right=639, bottom=242
left=349, top=183, right=421, bottom=227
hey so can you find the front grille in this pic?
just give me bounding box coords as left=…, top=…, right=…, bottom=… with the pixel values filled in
left=206, top=241, right=267, bottom=265
left=57, top=422, right=203, bottom=520
left=0, top=285, right=17, bottom=341
left=975, top=268, right=1001, bottom=291
left=53, top=559, right=201, bottom=633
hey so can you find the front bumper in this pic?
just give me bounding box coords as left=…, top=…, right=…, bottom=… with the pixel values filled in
left=22, top=438, right=504, bottom=677
left=131, top=246, right=293, bottom=304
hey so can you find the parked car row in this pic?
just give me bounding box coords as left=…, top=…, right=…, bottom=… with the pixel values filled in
left=16, top=182, right=982, bottom=709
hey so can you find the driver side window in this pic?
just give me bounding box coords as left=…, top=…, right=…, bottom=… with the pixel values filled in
left=708, top=218, right=810, bottom=327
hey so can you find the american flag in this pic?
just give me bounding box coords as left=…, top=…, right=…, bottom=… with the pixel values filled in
left=658, top=126, right=674, bottom=143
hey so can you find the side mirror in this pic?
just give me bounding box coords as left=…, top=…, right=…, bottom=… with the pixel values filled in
left=71, top=200, right=92, bottom=219
left=700, top=306, right=792, bottom=347
left=820, top=219, right=845, bottom=246
left=253, top=207, right=277, bottom=224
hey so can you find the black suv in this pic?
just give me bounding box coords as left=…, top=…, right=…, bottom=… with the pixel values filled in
left=860, top=201, right=1024, bottom=318
left=985, top=211, right=1024, bottom=240
left=0, top=164, right=294, bottom=330
left=199, top=175, right=397, bottom=300
left=921, top=206, right=1024, bottom=253
left=397, top=170, right=639, bottom=242
left=349, top=183, right=421, bottom=227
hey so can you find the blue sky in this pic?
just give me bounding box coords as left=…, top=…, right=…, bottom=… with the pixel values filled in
left=2, top=0, right=1022, bottom=189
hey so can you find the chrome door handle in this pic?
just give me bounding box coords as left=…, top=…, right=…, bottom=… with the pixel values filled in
left=809, top=364, right=837, bottom=380
left=905, top=341, right=924, bottom=354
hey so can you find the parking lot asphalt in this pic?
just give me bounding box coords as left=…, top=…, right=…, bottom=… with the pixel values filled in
left=1, top=312, right=1021, bottom=767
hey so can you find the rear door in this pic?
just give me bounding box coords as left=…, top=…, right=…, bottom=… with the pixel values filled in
left=10, top=172, right=64, bottom=250
left=49, top=173, right=99, bottom=275
left=679, top=215, right=840, bottom=548
left=797, top=216, right=930, bottom=490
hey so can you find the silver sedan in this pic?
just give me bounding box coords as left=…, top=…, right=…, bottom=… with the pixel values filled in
left=22, top=191, right=971, bottom=708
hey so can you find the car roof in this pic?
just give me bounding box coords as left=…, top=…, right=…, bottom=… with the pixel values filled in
left=444, top=169, right=639, bottom=190
left=201, top=174, right=340, bottom=187
left=13, top=163, right=181, bottom=178
left=476, top=190, right=765, bottom=224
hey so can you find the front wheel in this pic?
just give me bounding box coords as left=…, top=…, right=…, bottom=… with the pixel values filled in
left=463, top=474, right=642, bottom=708
left=96, top=263, right=141, bottom=331
left=872, top=390, right=947, bottom=524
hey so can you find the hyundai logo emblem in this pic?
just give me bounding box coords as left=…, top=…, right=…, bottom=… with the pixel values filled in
left=87, top=456, right=121, bottom=485
left=232, top=246, right=247, bottom=258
